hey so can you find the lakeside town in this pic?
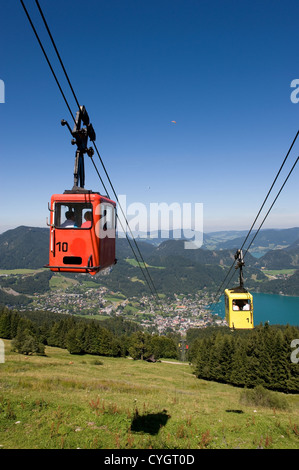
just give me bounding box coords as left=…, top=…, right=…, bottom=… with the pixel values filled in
left=18, top=281, right=226, bottom=335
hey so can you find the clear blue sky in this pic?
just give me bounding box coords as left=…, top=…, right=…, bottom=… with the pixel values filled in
left=1, top=0, right=299, bottom=234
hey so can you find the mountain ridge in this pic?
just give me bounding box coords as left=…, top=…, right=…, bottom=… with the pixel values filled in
left=0, top=226, right=298, bottom=300
left=1, top=225, right=299, bottom=271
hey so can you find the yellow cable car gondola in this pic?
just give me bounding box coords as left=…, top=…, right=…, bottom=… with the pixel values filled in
left=224, top=249, right=254, bottom=329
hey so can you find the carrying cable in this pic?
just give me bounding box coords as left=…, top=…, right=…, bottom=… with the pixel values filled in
left=222, top=154, right=298, bottom=295
left=240, top=130, right=299, bottom=254
left=212, top=129, right=299, bottom=308
left=20, top=0, right=76, bottom=124
left=34, top=0, right=81, bottom=110
left=243, top=156, right=299, bottom=258
left=91, top=139, right=163, bottom=306
left=211, top=154, right=299, bottom=312
left=21, top=0, right=165, bottom=313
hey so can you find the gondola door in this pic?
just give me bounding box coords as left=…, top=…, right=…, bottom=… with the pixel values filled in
left=96, top=201, right=117, bottom=270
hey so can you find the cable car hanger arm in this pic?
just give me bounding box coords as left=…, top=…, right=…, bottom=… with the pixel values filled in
left=61, top=105, right=95, bottom=190
left=234, top=249, right=245, bottom=288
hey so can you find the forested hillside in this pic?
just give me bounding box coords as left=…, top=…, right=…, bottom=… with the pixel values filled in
left=187, top=323, right=299, bottom=393
left=253, top=269, right=299, bottom=296
left=0, top=226, right=48, bottom=269
left=0, top=306, right=178, bottom=361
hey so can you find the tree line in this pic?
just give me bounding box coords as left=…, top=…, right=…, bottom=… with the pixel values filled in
left=187, top=323, right=299, bottom=393
left=0, top=306, right=178, bottom=361
left=1, top=305, right=299, bottom=393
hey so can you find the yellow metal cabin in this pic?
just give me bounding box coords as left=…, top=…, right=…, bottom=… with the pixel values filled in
left=224, top=287, right=254, bottom=329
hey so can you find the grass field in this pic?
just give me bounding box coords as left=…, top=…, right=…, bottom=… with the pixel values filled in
left=125, top=258, right=165, bottom=269
left=0, top=339, right=299, bottom=449
left=0, top=269, right=45, bottom=275
left=262, top=269, right=296, bottom=277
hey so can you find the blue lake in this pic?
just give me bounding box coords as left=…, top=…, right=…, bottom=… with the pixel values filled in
left=212, top=293, right=299, bottom=327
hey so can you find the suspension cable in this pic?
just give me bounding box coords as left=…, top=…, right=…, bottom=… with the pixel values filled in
left=20, top=0, right=76, bottom=123
left=35, top=0, right=81, bottom=111
left=243, top=156, right=299, bottom=258
left=209, top=130, right=299, bottom=310
left=211, top=154, right=299, bottom=312
left=240, top=130, right=299, bottom=253
left=91, top=140, right=163, bottom=303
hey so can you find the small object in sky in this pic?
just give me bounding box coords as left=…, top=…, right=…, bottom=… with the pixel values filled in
left=171, top=120, right=176, bottom=124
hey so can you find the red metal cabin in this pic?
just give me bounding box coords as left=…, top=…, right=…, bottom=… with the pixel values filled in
left=47, top=190, right=116, bottom=275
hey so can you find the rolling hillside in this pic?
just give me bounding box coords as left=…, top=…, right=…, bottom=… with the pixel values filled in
left=0, top=226, right=48, bottom=269
left=2, top=338, right=299, bottom=449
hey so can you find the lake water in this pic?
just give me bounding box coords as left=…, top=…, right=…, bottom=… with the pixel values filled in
left=212, top=293, right=299, bottom=327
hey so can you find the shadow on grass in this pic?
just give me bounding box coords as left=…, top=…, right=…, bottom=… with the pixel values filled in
left=130, top=409, right=170, bottom=435
left=225, top=409, right=244, bottom=414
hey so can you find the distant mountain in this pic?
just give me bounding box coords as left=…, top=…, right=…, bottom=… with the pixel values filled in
left=124, top=229, right=204, bottom=247
left=255, top=250, right=294, bottom=270
left=255, top=238, right=299, bottom=270
left=0, top=226, right=298, bottom=299
left=214, top=227, right=299, bottom=252
left=202, top=230, right=249, bottom=250
left=147, top=239, right=258, bottom=268
left=0, top=226, right=49, bottom=269
left=286, top=237, right=299, bottom=252
left=0, top=226, right=256, bottom=271
left=253, top=268, right=299, bottom=296
left=116, top=237, right=156, bottom=259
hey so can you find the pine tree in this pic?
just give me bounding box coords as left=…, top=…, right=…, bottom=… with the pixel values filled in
left=208, top=333, right=225, bottom=382
left=230, top=337, right=248, bottom=387
left=218, top=335, right=233, bottom=382
left=83, top=322, right=100, bottom=355
left=192, top=338, right=209, bottom=379
left=66, top=328, right=83, bottom=355
left=0, top=310, right=12, bottom=338
left=128, top=331, right=148, bottom=360
left=270, top=329, right=289, bottom=391
left=246, top=325, right=272, bottom=387
left=11, top=327, right=45, bottom=356
left=48, top=322, right=63, bottom=348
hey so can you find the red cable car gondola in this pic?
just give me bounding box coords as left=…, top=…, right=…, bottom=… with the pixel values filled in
left=47, top=190, right=116, bottom=275
left=45, top=106, right=117, bottom=276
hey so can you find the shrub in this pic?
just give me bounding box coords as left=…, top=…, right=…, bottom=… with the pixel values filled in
left=240, top=385, right=289, bottom=410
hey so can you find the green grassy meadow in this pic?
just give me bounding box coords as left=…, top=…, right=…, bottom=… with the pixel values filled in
left=0, top=339, right=299, bottom=449
left=0, top=269, right=45, bottom=275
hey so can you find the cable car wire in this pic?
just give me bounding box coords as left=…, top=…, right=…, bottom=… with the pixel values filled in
left=239, top=130, right=299, bottom=254
left=20, top=0, right=165, bottom=313
left=20, top=0, right=76, bottom=124
left=91, top=140, right=163, bottom=306
left=211, top=130, right=299, bottom=309
left=34, top=0, right=81, bottom=111
left=211, top=154, right=299, bottom=312
left=243, top=155, right=299, bottom=258
left=88, top=151, right=163, bottom=311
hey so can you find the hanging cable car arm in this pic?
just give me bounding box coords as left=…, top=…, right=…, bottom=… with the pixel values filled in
left=61, top=106, right=95, bottom=190
left=234, top=249, right=245, bottom=288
